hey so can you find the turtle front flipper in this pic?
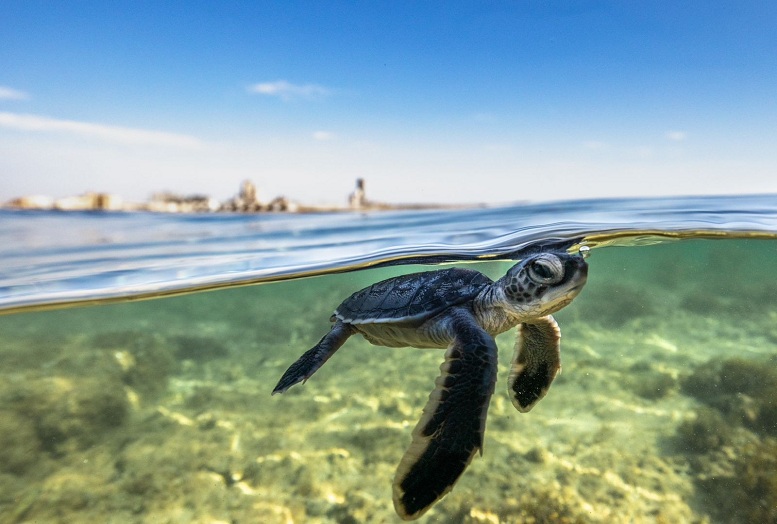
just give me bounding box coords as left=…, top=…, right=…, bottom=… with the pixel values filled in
left=393, top=309, right=498, bottom=520
left=507, top=315, right=561, bottom=412
left=272, top=321, right=355, bottom=395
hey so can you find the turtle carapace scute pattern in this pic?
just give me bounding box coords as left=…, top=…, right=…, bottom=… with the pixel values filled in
left=272, top=251, right=588, bottom=520
left=334, top=268, right=491, bottom=325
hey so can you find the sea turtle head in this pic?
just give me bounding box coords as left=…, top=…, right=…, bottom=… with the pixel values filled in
left=497, top=252, right=588, bottom=319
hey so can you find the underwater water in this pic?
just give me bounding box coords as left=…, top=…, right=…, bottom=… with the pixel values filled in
left=1, top=197, right=777, bottom=523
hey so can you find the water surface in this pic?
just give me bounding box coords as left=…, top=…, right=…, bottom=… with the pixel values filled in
left=1, top=196, right=777, bottom=523
left=3, top=194, right=777, bottom=313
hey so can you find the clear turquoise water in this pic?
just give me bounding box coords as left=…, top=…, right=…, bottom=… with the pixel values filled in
left=1, top=196, right=777, bottom=523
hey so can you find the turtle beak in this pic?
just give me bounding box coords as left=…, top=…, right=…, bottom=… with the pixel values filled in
left=565, top=255, right=588, bottom=290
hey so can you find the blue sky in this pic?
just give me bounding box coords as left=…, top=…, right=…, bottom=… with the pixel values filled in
left=1, top=1, right=776, bottom=205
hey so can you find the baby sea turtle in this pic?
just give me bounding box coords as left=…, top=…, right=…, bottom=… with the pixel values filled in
left=273, top=251, right=588, bottom=520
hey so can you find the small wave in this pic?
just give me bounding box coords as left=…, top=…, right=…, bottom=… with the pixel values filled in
left=2, top=194, right=776, bottom=313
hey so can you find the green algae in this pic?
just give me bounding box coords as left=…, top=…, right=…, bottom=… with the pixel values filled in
left=677, top=347, right=777, bottom=521
left=690, top=437, right=777, bottom=524
left=674, top=407, right=733, bottom=454
left=681, top=354, right=777, bottom=436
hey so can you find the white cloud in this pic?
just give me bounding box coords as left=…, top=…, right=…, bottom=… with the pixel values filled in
left=247, top=80, right=331, bottom=101
left=0, top=86, right=30, bottom=101
left=665, top=130, right=687, bottom=141
left=0, top=112, right=201, bottom=148
left=312, top=130, right=335, bottom=141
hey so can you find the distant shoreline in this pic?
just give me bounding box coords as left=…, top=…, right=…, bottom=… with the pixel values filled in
left=1, top=178, right=485, bottom=214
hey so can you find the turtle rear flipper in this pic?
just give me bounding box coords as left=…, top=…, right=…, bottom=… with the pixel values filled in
left=392, top=309, right=498, bottom=520
left=272, top=321, right=355, bottom=395
left=508, top=315, right=561, bottom=412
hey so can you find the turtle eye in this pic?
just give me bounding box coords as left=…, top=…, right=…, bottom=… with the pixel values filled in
left=528, top=259, right=561, bottom=284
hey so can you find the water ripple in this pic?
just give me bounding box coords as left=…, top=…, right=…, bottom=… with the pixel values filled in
left=2, top=194, right=776, bottom=313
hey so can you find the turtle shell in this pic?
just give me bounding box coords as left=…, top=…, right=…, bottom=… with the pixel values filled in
left=334, top=267, right=493, bottom=324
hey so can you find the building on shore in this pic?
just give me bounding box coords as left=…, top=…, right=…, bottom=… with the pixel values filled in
left=3, top=194, right=55, bottom=210
left=348, top=178, right=367, bottom=209
left=1, top=178, right=465, bottom=214
left=4, top=192, right=124, bottom=211
left=146, top=192, right=221, bottom=213
left=265, top=196, right=299, bottom=212
left=221, top=180, right=264, bottom=212
left=55, top=192, right=125, bottom=211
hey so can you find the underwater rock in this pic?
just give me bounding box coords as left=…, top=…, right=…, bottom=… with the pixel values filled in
left=675, top=407, right=733, bottom=454
left=678, top=355, right=777, bottom=522
left=717, top=357, right=777, bottom=396
left=755, top=400, right=777, bottom=436
left=681, top=360, right=723, bottom=400
left=697, top=437, right=777, bottom=524
left=37, top=472, right=97, bottom=512
left=325, top=501, right=363, bottom=524
left=681, top=355, right=777, bottom=436
left=9, top=375, right=128, bottom=453
left=523, top=446, right=549, bottom=464
left=452, top=484, right=590, bottom=524
left=0, top=409, right=42, bottom=474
